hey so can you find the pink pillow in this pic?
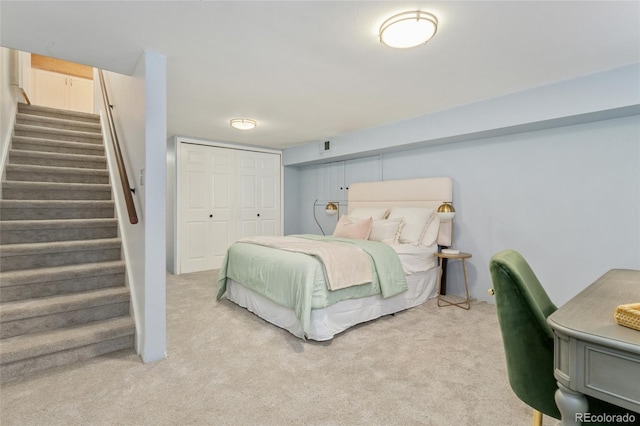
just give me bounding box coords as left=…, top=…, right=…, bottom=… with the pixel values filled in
left=333, top=215, right=372, bottom=240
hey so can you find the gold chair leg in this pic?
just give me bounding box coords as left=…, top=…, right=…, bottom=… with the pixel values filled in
left=532, top=409, right=543, bottom=426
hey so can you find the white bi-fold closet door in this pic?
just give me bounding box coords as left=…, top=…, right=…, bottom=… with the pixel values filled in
left=178, top=143, right=281, bottom=274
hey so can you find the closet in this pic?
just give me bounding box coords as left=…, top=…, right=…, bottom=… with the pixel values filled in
left=316, top=156, right=381, bottom=202
left=171, top=138, right=282, bottom=274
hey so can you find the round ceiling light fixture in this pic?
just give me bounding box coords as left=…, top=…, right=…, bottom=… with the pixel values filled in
left=379, top=11, right=438, bottom=49
left=230, top=118, right=257, bottom=130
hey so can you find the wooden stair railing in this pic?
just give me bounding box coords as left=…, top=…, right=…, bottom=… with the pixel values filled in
left=98, top=69, right=138, bottom=225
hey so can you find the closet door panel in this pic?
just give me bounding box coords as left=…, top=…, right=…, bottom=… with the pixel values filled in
left=177, top=141, right=281, bottom=273
left=179, top=144, right=212, bottom=273
left=210, top=180, right=235, bottom=266
left=179, top=143, right=235, bottom=273
left=208, top=149, right=235, bottom=269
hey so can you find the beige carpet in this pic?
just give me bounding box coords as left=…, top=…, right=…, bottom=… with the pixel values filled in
left=0, top=270, right=557, bottom=425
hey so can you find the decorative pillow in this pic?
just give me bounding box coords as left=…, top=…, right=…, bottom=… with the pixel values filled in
left=349, top=208, right=388, bottom=220
left=388, top=207, right=435, bottom=245
left=333, top=215, right=372, bottom=240
left=368, top=218, right=404, bottom=244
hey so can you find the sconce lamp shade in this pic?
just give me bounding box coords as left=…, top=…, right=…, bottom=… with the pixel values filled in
left=437, top=202, right=455, bottom=221
left=325, top=202, right=338, bottom=215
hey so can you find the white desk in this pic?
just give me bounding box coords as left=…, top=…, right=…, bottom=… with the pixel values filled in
left=547, top=269, right=640, bottom=426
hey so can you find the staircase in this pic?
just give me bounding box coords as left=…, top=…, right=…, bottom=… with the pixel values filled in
left=0, top=103, right=136, bottom=382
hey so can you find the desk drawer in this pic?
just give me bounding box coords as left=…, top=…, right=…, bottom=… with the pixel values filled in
left=578, top=342, right=640, bottom=412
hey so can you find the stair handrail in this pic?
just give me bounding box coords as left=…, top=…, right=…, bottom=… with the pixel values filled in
left=97, top=69, right=138, bottom=225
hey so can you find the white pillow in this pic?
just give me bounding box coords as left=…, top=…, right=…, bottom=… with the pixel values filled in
left=388, top=207, right=434, bottom=245
left=333, top=215, right=372, bottom=240
left=349, top=208, right=388, bottom=220
left=421, top=213, right=440, bottom=246
left=368, top=218, right=404, bottom=244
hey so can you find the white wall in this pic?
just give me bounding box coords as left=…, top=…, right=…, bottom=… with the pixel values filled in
left=100, top=50, right=167, bottom=363
left=0, top=47, right=22, bottom=187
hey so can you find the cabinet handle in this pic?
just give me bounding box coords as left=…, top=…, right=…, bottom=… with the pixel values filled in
left=257, top=213, right=260, bottom=217
left=209, top=214, right=213, bottom=218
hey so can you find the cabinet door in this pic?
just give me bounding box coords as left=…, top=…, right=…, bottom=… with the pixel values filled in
left=179, top=143, right=235, bottom=273
left=344, top=156, right=381, bottom=191
left=32, top=69, right=68, bottom=110
left=68, top=77, right=94, bottom=113
left=318, top=161, right=345, bottom=202
left=32, top=69, right=94, bottom=113
left=236, top=151, right=281, bottom=238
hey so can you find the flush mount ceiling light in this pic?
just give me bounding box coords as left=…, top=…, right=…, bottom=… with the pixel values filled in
left=379, top=11, right=438, bottom=49
left=230, top=118, right=257, bottom=130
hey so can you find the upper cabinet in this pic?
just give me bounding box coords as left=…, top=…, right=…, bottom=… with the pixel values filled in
left=317, top=155, right=381, bottom=202
left=31, top=69, right=94, bottom=113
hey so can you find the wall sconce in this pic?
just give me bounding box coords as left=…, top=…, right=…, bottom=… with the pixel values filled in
left=437, top=202, right=458, bottom=253
left=325, top=202, right=339, bottom=216
left=437, top=202, right=455, bottom=221
left=313, top=199, right=341, bottom=235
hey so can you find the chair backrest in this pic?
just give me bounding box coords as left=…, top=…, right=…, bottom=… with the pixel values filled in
left=489, top=249, right=561, bottom=419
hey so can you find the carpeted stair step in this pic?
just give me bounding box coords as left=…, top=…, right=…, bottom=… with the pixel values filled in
left=13, top=124, right=103, bottom=144
left=18, top=103, right=100, bottom=124
left=0, top=316, right=135, bottom=382
left=11, top=136, right=104, bottom=156
left=1, top=180, right=112, bottom=200
left=0, top=238, right=122, bottom=272
left=0, top=287, right=131, bottom=339
left=0, top=260, right=126, bottom=303
left=4, top=164, right=109, bottom=184
left=0, top=218, right=118, bottom=245
left=8, top=149, right=106, bottom=169
left=16, top=113, right=102, bottom=134
left=0, top=200, right=114, bottom=220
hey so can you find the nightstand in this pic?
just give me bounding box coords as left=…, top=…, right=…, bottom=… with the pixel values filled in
left=435, top=251, right=472, bottom=310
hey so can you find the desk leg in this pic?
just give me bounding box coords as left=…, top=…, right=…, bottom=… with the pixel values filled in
left=555, top=382, right=588, bottom=426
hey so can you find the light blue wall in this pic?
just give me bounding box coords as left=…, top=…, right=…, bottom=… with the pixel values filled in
left=382, top=115, right=639, bottom=305
left=283, top=64, right=640, bottom=306
left=283, top=63, right=640, bottom=167
left=283, top=166, right=301, bottom=235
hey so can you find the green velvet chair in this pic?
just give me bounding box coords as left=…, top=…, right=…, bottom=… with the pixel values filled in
left=489, top=249, right=638, bottom=426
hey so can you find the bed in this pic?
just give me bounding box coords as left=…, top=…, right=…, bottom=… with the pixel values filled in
left=216, top=177, right=453, bottom=341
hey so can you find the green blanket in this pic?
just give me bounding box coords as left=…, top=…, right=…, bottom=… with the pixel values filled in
left=216, top=234, right=408, bottom=337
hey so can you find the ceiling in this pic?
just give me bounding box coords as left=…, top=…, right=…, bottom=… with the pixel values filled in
left=1, top=1, right=639, bottom=149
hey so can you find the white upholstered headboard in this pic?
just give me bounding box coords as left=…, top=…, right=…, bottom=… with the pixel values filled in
left=347, top=177, right=453, bottom=246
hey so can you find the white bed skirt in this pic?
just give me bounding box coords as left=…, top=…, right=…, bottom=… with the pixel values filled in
left=224, top=268, right=439, bottom=341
